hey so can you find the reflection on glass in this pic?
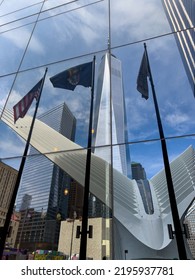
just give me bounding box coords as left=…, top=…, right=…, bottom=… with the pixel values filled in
left=93, top=53, right=131, bottom=179
left=88, top=146, right=112, bottom=260
left=14, top=103, right=76, bottom=251
left=0, top=0, right=195, bottom=260
left=161, top=0, right=195, bottom=96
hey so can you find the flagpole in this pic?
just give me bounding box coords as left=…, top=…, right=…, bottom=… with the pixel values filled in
left=79, top=56, right=96, bottom=260
left=0, top=68, right=48, bottom=259
left=144, top=43, right=187, bottom=260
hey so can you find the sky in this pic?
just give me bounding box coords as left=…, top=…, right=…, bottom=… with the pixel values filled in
left=0, top=0, right=195, bottom=179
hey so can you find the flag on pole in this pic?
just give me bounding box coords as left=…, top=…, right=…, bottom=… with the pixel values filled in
left=137, top=50, right=149, bottom=99
left=13, top=78, right=43, bottom=123
left=50, top=61, right=93, bottom=91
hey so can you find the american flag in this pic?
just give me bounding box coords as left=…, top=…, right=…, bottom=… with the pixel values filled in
left=13, top=78, right=43, bottom=123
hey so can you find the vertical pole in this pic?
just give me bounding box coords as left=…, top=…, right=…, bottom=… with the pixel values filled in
left=144, top=43, right=187, bottom=259
left=0, top=68, right=48, bottom=259
left=79, top=56, right=96, bottom=260
left=108, top=0, right=114, bottom=260
left=124, top=249, right=128, bottom=260
left=69, top=211, right=77, bottom=259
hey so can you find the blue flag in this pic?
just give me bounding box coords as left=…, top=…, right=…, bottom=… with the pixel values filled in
left=50, top=61, right=93, bottom=91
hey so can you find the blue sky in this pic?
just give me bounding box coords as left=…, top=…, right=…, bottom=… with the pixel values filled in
left=0, top=0, right=195, bottom=179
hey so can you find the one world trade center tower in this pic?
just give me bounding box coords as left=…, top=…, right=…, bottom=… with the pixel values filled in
left=92, top=53, right=131, bottom=179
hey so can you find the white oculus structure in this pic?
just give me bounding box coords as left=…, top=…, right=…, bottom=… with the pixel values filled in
left=1, top=107, right=195, bottom=259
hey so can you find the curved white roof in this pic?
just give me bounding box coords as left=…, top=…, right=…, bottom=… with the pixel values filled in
left=1, top=108, right=195, bottom=250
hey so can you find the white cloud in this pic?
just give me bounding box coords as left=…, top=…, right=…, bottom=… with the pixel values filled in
left=162, top=98, right=195, bottom=134
left=2, top=28, right=44, bottom=53
left=0, top=0, right=45, bottom=54
left=47, top=0, right=169, bottom=51
left=165, top=112, right=190, bottom=134
left=47, top=1, right=107, bottom=47
left=0, top=97, right=6, bottom=108
left=165, top=112, right=190, bottom=126
left=110, top=0, right=170, bottom=50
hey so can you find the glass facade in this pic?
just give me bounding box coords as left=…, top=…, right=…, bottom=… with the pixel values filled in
left=161, top=0, right=195, bottom=95
left=0, top=0, right=195, bottom=260
left=15, top=103, right=76, bottom=250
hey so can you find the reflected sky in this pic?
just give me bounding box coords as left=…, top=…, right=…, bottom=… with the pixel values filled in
left=0, top=0, right=194, bottom=178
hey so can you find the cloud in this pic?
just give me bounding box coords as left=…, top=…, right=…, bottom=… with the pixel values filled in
left=110, top=0, right=170, bottom=49
left=2, top=27, right=44, bottom=54
left=165, top=112, right=190, bottom=134
left=46, top=0, right=170, bottom=51
left=165, top=112, right=190, bottom=126
left=0, top=97, right=7, bottom=108
left=7, top=89, right=23, bottom=105
left=0, top=1, right=45, bottom=54
left=46, top=0, right=107, bottom=48
left=163, top=98, right=195, bottom=134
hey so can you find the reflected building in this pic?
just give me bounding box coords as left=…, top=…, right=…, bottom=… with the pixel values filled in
left=0, top=162, right=18, bottom=227
left=67, top=180, right=84, bottom=219
left=161, top=0, right=195, bottom=95
left=93, top=53, right=132, bottom=178
left=131, top=162, right=154, bottom=215
left=131, top=162, right=147, bottom=180
left=0, top=161, right=18, bottom=247
left=184, top=207, right=195, bottom=258
left=90, top=53, right=132, bottom=223
left=15, top=103, right=76, bottom=250
left=19, top=194, right=32, bottom=211
left=0, top=162, right=18, bottom=226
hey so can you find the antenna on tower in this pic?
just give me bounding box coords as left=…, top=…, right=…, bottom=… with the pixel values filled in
left=107, top=36, right=110, bottom=51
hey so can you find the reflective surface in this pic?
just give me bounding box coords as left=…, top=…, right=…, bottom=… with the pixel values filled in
left=0, top=0, right=194, bottom=260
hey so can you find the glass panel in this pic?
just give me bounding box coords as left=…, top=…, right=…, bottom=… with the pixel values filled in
left=0, top=0, right=194, bottom=260
left=89, top=145, right=112, bottom=260
left=110, top=0, right=171, bottom=48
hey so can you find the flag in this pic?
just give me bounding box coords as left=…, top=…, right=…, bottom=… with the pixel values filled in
left=50, top=61, right=93, bottom=90
left=13, top=78, right=43, bottom=123
left=137, top=50, right=149, bottom=99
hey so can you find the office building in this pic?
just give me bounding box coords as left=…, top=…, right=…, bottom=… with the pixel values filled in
left=131, top=162, right=147, bottom=180
left=5, top=212, right=21, bottom=249
left=0, top=162, right=19, bottom=248
left=93, top=53, right=132, bottom=178
left=184, top=206, right=195, bottom=258
left=0, top=161, right=18, bottom=228
left=161, top=0, right=195, bottom=95
left=131, top=162, right=154, bottom=215
left=15, top=103, right=76, bottom=250
left=66, top=180, right=104, bottom=219
left=91, top=53, right=132, bottom=232
left=67, top=180, right=84, bottom=219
